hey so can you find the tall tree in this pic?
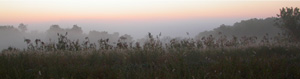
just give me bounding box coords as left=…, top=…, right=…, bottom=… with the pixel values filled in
left=276, top=7, right=300, bottom=40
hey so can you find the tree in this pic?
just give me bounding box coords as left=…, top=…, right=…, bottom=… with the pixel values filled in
left=18, top=23, right=27, bottom=32
left=276, top=7, right=300, bottom=40
left=71, top=25, right=83, bottom=34
left=47, top=25, right=64, bottom=33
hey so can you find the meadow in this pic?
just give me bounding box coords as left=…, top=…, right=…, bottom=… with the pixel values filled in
left=0, top=32, right=300, bottom=79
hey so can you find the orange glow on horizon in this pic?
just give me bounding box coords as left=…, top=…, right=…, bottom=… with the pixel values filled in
left=0, top=0, right=300, bottom=23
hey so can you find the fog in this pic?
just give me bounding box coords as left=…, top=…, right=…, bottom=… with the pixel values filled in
left=4, top=18, right=245, bottom=38
left=0, top=17, right=261, bottom=50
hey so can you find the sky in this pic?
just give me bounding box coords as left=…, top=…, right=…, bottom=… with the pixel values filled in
left=1, top=0, right=300, bottom=38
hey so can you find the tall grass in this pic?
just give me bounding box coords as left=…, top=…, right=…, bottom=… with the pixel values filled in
left=0, top=32, right=300, bottom=79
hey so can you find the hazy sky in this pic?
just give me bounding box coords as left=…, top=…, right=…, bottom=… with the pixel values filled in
left=1, top=0, right=300, bottom=38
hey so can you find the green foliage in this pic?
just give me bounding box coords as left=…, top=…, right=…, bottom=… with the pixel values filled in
left=276, top=7, right=300, bottom=40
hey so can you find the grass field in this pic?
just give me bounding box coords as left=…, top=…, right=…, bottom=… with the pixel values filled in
left=1, top=45, right=300, bottom=79
left=1, top=33, right=300, bottom=79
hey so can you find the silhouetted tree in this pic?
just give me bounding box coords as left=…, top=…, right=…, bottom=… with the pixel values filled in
left=196, top=18, right=281, bottom=40
left=276, top=7, right=300, bottom=40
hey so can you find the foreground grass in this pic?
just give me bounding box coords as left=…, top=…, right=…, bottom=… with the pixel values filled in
left=1, top=46, right=300, bottom=79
